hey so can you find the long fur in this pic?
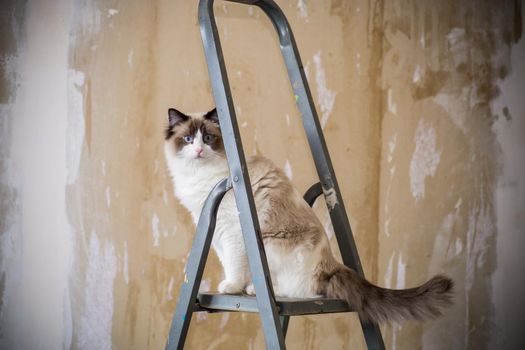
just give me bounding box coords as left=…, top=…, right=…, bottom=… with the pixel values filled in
left=164, top=107, right=454, bottom=324
left=318, top=264, right=453, bottom=323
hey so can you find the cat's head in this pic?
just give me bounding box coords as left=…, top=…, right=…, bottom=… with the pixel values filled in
left=164, top=107, right=224, bottom=161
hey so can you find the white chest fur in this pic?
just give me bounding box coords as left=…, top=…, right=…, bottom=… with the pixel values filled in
left=165, top=151, right=229, bottom=223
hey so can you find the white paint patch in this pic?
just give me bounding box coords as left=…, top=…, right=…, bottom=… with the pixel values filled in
left=283, top=160, right=293, bottom=180
left=409, top=119, right=441, bottom=201
left=219, top=313, right=230, bottom=330
left=384, top=252, right=394, bottom=288
left=152, top=212, right=160, bottom=247
left=396, top=253, right=406, bottom=289
left=465, top=203, right=494, bottom=291
left=323, top=213, right=334, bottom=240
left=388, top=134, right=397, bottom=163
left=167, top=276, right=175, bottom=301
left=285, top=114, right=290, bottom=127
left=323, top=187, right=339, bottom=210
left=413, top=64, right=422, bottom=83
left=101, top=160, right=106, bottom=176
left=392, top=323, right=402, bottom=350
left=123, top=241, right=129, bottom=284
left=127, top=50, right=133, bottom=68
left=313, top=51, right=337, bottom=128
left=241, top=121, right=248, bottom=128
left=75, top=3, right=101, bottom=37
left=356, top=52, right=361, bottom=74
left=384, top=218, right=391, bottom=237
left=455, top=238, right=463, bottom=256
left=447, top=28, right=467, bottom=66
left=297, top=0, right=308, bottom=20
left=105, top=185, right=111, bottom=208
left=163, top=189, right=169, bottom=205
left=248, top=6, right=254, bottom=16
left=434, top=89, right=470, bottom=134
left=66, top=69, right=86, bottom=185
left=387, top=88, right=397, bottom=115
left=77, top=232, right=117, bottom=350
left=107, top=9, right=118, bottom=17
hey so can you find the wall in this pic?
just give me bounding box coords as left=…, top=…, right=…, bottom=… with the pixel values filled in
left=0, top=1, right=523, bottom=349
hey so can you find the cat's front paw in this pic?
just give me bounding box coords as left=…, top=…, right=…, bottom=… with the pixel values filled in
left=245, top=283, right=255, bottom=295
left=218, top=279, right=244, bottom=294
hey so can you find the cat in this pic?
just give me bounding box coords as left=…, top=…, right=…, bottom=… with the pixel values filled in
left=164, top=107, right=453, bottom=323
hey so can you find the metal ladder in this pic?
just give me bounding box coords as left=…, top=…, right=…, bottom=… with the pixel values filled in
left=165, top=1, right=385, bottom=349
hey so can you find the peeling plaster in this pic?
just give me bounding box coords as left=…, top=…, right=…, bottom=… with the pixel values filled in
left=77, top=232, right=117, bottom=350
left=323, top=187, right=339, bottom=211
left=312, top=51, right=336, bottom=128
left=322, top=212, right=334, bottom=241
left=107, top=9, right=118, bottom=18
left=127, top=50, right=134, bottom=68
left=105, top=185, right=111, bottom=208
left=152, top=212, right=160, bottom=247
left=409, top=119, right=441, bottom=201
left=384, top=252, right=394, bottom=288
left=283, top=160, right=293, bottom=180
left=387, top=88, right=397, bottom=115
left=395, top=253, right=406, bottom=289
left=166, top=276, right=175, bottom=301
left=297, top=0, right=308, bottom=20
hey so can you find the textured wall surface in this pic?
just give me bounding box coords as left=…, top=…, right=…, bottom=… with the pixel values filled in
left=0, top=1, right=524, bottom=349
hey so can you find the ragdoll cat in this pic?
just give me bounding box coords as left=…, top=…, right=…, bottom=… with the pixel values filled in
left=164, top=107, right=453, bottom=323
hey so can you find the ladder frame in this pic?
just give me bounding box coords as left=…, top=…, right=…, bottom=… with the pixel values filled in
left=166, top=0, right=385, bottom=349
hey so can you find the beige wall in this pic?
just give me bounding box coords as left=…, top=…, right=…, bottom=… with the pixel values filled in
left=1, top=0, right=524, bottom=349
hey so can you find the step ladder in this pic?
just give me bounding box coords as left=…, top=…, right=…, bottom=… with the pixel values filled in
left=165, top=0, right=386, bottom=349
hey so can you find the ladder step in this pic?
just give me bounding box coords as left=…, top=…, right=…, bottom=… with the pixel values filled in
left=196, top=292, right=354, bottom=316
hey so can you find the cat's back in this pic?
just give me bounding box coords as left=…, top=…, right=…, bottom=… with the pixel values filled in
left=246, top=155, right=287, bottom=184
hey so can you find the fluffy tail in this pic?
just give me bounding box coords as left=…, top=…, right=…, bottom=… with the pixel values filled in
left=319, top=264, right=453, bottom=323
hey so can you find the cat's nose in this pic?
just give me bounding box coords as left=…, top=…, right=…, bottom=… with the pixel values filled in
left=195, top=148, right=204, bottom=157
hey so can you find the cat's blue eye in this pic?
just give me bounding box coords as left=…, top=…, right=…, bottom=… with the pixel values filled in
left=183, top=135, right=193, bottom=143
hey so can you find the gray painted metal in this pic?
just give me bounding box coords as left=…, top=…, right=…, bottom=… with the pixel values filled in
left=303, top=182, right=323, bottom=207
left=280, top=316, right=290, bottom=338
left=198, top=1, right=285, bottom=349
left=165, top=178, right=232, bottom=350
left=197, top=293, right=353, bottom=316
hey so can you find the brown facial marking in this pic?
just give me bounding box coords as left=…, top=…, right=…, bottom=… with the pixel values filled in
left=166, top=113, right=224, bottom=156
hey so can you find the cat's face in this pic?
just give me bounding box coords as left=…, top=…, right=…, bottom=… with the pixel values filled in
left=165, top=108, right=224, bottom=161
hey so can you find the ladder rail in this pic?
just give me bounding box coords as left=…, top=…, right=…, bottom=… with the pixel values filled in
left=199, top=1, right=286, bottom=348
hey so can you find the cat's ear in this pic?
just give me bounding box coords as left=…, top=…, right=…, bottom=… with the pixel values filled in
left=168, top=108, right=189, bottom=127
left=204, top=108, right=219, bottom=124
